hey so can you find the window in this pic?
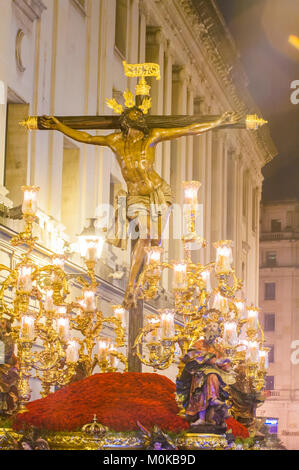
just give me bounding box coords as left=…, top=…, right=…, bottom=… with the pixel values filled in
left=264, top=314, right=275, bottom=332
left=115, top=0, right=127, bottom=57
left=271, top=219, right=281, bottom=232
left=265, top=282, right=276, bottom=300
left=267, top=345, right=275, bottom=363
left=265, top=376, right=274, bottom=391
left=266, top=251, right=277, bottom=267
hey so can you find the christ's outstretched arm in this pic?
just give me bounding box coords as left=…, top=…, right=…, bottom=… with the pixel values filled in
left=40, top=116, right=112, bottom=147
left=149, top=111, right=242, bottom=145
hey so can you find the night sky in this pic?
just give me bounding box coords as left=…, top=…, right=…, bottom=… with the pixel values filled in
left=216, top=0, right=299, bottom=201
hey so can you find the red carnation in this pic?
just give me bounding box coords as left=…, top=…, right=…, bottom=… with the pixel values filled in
left=225, top=416, right=249, bottom=439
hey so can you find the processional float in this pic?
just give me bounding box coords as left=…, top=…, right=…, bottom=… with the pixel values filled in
left=0, top=60, right=270, bottom=449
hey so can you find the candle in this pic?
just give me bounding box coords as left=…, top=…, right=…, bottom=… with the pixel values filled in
left=259, top=350, right=269, bottom=370
left=83, top=289, right=96, bottom=312
left=112, top=305, right=126, bottom=327
left=160, top=309, right=175, bottom=338
left=20, top=315, right=35, bottom=341
left=79, top=237, right=104, bottom=262
left=182, top=181, right=201, bottom=205
left=17, top=265, right=32, bottom=292
left=109, top=345, right=119, bottom=369
left=173, top=263, right=187, bottom=290
left=97, top=338, right=110, bottom=361
left=56, top=307, right=69, bottom=341
left=85, top=239, right=98, bottom=262
left=201, top=270, right=212, bottom=294
left=21, top=186, right=39, bottom=216
left=145, top=246, right=162, bottom=276
left=44, top=289, right=54, bottom=312
left=214, top=241, right=233, bottom=274
left=223, top=322, right=238, bottom=346
left=235, top=300, right=246, bottom=319
left=212, top=292, right=229, bottom=314
left=247, top=307, right=259, bottom=330
left=66, top=340, right=80, bottom=363
left=146, top=246, right=162, bottom=264
left=238, top=339, right=249, bottom=351
left=147, top=318, right=160, bottom=342
left=246, top=341, right=259, bottom=363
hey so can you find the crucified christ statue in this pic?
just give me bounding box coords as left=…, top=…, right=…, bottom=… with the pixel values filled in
left=39, top=108, right=240, bottom=307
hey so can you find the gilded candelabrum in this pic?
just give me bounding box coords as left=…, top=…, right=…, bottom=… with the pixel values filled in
left=133, top=182, right=268, bottom=395
left=0, top=188, right=127, bottom=412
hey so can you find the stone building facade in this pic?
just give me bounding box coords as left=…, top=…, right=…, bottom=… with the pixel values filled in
left=0, top=0, right=276, bottom=390
left=258, top=200, right=299, bottom=450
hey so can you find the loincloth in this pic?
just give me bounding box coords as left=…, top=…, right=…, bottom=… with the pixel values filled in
left=107, top=181, right=173, bottom=249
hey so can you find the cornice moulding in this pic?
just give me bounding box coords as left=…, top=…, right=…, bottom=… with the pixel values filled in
left=173, top=0, right=277, bottom=165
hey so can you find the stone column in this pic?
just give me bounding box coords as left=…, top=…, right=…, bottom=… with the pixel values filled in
left=211, top=131, right=224, bottom=247
left=185, top=83, right=194, bottom=180
left=204, top=129, right=212, bottom=263
left=146, top=26, right=165, bottom=176
left=221, top=134, right=228, bottom=241
left=235, top=155, right=244, bottom=280
left=128, top=0, right=140, bottom=65
left=162, top=44, right=173, bottom=185
left=171, top=65, right=188, bottom=202
left=138, top=7, right=146, bottom=63
left=227, top=147, right=238, bottom=261
left=161, top=45, right=173, bottom=291
left=170, top=65, right=188, bottom=263
left=255, top=184, right=262, bottom=304
left=192, top=97, right=205, bottom=264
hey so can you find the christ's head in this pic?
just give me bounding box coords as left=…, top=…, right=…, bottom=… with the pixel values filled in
left=120, top=106, right=149, bottom=137
left=203, top=322, right=221, bottom=344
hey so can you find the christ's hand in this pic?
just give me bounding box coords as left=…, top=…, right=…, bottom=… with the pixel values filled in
left=40, top=115, right=61, bottom=130
left=218, top=111, right=244, bottom=125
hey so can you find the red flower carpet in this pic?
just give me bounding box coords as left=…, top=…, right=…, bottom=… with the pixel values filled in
left=13, top=372, right=249, bottom=438
left=14, top=372, right=189, bottom=433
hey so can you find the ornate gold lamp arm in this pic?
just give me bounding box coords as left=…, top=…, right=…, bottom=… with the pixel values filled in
left=217, top=270, right=243, bottom=299
left=133, top=322, right=179, bottom=370
left=109, top=350, right=128, bottom=372
left=99, top=316, right=125, bottom=347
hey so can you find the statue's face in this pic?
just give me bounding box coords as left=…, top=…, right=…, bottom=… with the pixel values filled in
left=128, top=109, right=144, bottom=122
left=21, top=442, right=32, bottom=450
left=204, top=322, right=220, bottom=344
left=120, top=107, right=148, bottom=135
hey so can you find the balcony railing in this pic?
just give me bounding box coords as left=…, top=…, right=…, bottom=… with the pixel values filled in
left=261, top=231, right=299, bottom=241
